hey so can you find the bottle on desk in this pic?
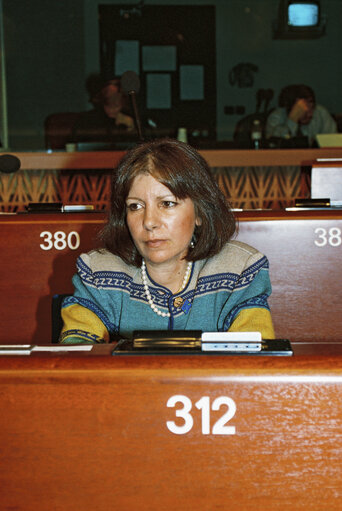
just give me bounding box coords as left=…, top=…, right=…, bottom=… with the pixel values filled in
left=177, top=127, right=188, bottom=143
left=251, top=119, right=262, bottom=150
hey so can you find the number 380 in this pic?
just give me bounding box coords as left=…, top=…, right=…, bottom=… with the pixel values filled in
left=166, top=394, right=236, bottom=435
left=40, top=230, right=80, bottom=251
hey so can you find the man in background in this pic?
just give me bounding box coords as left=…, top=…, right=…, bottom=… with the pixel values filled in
left=266, top=84, right=337, bottom=146
left=72, top=76, right=134, bottom=143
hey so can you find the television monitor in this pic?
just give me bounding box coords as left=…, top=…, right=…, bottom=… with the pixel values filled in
left=288, top=2, right=319, bottom=26
left=274, top=0, right=325, bottom=39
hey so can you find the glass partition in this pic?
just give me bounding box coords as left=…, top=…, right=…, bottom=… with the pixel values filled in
left=1, top=0, right=341, bottom=152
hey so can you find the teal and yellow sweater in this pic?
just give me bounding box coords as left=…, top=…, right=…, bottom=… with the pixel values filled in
left=60, top=240, right=275, bottom=344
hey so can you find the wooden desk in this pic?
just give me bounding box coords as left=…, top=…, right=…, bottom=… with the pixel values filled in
left=237, top=209, right=342, bottom=341
left=0, top=212, right=103, bottom=343
left=13, top=147, right=342, bottom=169
left=1, top=210, right=341, bottom=343
left=1, top=343, right=342, bottom=511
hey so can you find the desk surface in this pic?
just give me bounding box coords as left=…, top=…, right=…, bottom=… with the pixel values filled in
left=1, top=343, right=342, bottom=511
left=1, top=209, right=341, bottom=343
left=13, top=147, right=342, bottom=169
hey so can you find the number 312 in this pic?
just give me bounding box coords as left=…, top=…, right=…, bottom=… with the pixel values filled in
left=166, top=395, right=236, bottom=435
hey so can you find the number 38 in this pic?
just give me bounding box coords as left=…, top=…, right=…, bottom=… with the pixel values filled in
left=166, top=394, right=236, bottom=435
left=314, top=227, right=341, bottom=247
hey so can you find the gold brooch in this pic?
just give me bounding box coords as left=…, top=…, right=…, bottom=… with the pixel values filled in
left=173, top=296, right=184, bottom=308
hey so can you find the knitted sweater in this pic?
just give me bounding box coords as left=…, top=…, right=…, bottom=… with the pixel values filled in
left=60, top=240, right=275, bottom=343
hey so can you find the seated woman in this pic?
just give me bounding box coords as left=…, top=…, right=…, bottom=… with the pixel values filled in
left=60, top=138, right=275, bottom=343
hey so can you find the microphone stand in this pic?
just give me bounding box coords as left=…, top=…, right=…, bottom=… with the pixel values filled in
left=128, top=91, right=144, bottom=142
left=121, top=71, right=144, bottom=143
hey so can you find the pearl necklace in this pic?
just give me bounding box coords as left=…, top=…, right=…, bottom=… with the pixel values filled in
left=141, top=259, right=192, bottom=317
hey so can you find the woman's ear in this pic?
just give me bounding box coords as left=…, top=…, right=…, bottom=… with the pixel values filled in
left=195, top=216, right=202, bottom=227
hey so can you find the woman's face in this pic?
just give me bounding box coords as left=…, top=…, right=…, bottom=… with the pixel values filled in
left=126, top=172, right=201, bottom=268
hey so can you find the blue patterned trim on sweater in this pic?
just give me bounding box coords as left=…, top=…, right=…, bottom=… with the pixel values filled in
left=60, top=329, right=105, bottom=343
left=76, top=253, right=268, bottom=298
left=195, top=273, right=237, bottom=295
left=222, top=293, right=270, bottom=331
left=130, top=281, right=152, bottom=301
left=129, top=282, right=197, bottom=316
left=76, top=257, right=94, bottom=283
left=77, top=258, right=133, bottom=292
left=236, top=256, right=269, bottom=289
left=194, top=257, right=269, bottom=296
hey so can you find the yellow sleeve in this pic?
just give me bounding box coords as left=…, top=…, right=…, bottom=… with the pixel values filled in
left=228, top=307, right=275, bottom=339
left=59, top=303, right=110, bottom=344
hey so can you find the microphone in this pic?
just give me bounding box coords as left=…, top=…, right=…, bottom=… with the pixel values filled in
left=121, top=71, right=144, bottom=142
left=0, top=154, right=21, bottom=173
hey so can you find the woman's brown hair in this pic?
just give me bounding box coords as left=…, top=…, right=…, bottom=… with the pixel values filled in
left=101, top=138, right=236, bottom=266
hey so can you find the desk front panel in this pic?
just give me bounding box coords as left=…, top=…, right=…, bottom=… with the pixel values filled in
left=0, top=213, right=104, bottom=343
left=0, top=348, right=342, bottom=511
left=1, top=210, right=341, bottom=343
left=237, top=210, right=342, bottom=341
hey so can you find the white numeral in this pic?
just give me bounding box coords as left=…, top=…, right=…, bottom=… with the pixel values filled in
left=67, top=231, right=81, bottom=250
left=314, top=227, right=341, bottom=247
left=40, top=231, right=53, bottom=251
left=166, top=395, right=193, bottom=435
left=211, top=396, right=236, bottom=435
left=166, top=395, right=236, bottom=435
left=40, top=231, right=80, bottom=251
left=54, top=231, right=67, bottom=250
left=195, top=396, right=211, bottom=434
left=328, top=228, right=342, bottom=247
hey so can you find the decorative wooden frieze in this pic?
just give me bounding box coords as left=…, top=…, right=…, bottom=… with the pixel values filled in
left=0, top=166, right=309, bottom=212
